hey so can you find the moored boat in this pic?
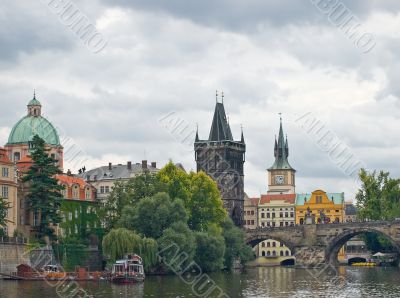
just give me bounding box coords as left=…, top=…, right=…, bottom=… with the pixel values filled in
left=111, top=254, right=145, bottom=284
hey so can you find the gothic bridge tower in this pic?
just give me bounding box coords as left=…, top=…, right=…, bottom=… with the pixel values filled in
left=194, top=93, right=246, bottom=226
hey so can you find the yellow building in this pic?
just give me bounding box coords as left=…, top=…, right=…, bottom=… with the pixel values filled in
left=295, top=190, right=345, bottom=225
left=0, top=147, right=18, bottom=236
left=296, top=189, right=345, bottom=260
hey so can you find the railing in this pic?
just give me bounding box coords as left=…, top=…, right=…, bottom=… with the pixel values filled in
left=0, top=236, right=28, bottom=244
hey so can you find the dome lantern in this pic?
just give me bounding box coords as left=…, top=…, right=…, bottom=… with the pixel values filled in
left=27, top=91, right=42, bottom=117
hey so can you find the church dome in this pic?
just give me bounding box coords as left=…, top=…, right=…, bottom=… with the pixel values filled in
left=7, top=96, right=60, bottom=146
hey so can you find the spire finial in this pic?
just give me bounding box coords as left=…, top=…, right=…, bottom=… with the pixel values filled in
left=279, top=112, right=282, bottom=122
left=33, top=89, right=36, bottom=100
left=216, top=90, right=218, bottom=102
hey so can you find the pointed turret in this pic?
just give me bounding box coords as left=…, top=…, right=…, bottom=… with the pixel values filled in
left=195, top=124, right=199, bottom=142
left=240, top=125, right=245, bottom=143
left=269, top=117, right=294, bottom=170
left=208, top=101, right=233, bottom=141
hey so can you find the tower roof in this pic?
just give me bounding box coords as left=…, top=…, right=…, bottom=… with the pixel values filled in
left=208, top=102, right=233, bottom=141
left=28, top=91, right=41, bottom=106
left=268, top=117, right=294, bottom=171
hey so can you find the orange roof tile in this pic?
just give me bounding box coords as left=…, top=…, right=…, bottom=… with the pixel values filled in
left=259, top=194, right=296, bottom=205
left=56, top=174, right=90, bottom=188
left=0, top=148, right=11, bottom=164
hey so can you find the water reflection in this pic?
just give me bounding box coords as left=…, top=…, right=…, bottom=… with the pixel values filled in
left=1, top=267, right=400, bottom=297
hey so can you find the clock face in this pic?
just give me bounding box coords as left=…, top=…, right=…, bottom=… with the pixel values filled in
left=275, top=175, right=284, bottom=184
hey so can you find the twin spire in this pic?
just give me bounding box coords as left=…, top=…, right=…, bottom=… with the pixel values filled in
left=271, top=114, right=294, bottom=170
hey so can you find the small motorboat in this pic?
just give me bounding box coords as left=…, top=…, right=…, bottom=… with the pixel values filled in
left=111, top=254, right=145, bottom=284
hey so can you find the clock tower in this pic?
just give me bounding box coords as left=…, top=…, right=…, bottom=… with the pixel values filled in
left=267, top=117, right=296, bottom=194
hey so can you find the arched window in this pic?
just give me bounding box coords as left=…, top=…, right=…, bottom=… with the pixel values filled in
left=261, top=242, right=265, bottom=247
left=72, top=185, right=79, bottom=199
left=85, top=187, right=91, bottom=200
left=267, top=242, right=270, bottom=247
left=262, top=251, right=266, bottom=257
left=272, top=251, right=276, bottom=256
left=267, top=251, right=270, bottom=256
left=285, top=251, right=289, bottom=256
left=300, top=218, right=304, bottom=225
left=280, top=251, right=284, bottom=256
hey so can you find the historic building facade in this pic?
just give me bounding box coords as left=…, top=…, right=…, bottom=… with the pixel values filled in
left=194, top=96, right=246, bottom=226
left=5, top=95, right=64, bottom=169
left=0, top=148, right=18, bottom=236
left=258, top=194, right=296, bottom=228
left=4, top=94, right=98, bottom=239
left=243, top=196, right=259, bottom=229
left=77, top=160, right=159, bottom=202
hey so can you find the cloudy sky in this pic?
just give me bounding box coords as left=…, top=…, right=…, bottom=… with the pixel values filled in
left=1, top=0, right=399, bottom=200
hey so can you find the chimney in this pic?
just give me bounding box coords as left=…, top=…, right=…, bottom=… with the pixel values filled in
left=108, top=162, right=112, bottom=170
left=151, top=162, right=157, bottom=168
left=127, top=161, right=132, bottom=170
left=142, top=160, right=147, bottom=169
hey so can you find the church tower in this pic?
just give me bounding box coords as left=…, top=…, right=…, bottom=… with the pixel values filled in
left=267, top=117, right=296, bottom=194
left=194, top=93, right=246, bottom=226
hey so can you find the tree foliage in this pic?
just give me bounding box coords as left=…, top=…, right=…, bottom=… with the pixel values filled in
left=194, top=232, right=225, bottom=272
left=221, top=218, right=254, bottom=269
left=118, top=192, right=187, bottom=239
left=0, top=197, right=11, bottom=229
left=356, top=169, right=400, bottom=220
left=22, top=135, right=63, bottom=242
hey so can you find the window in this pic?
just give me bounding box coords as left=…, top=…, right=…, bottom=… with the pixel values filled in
left=33, top=212, right=39, bottom=227
left=286, top=251, right=290, bottom=256
left=267, top=242, right=270, bottom=247
left=272, top=213, right=275, bottom=218
left=85, top=188, right=91, bottom=200
left=285, top=212, right=288, bottom=217
left=267, top=213, right=270, bottom=218
left=267, top=222, right=270, bottom=227
left=261, top=242, right=265, bottom=247
left=280, top=242, right=284, bottom=247
left=280, top=251, right=284, bottom=256
left=72, top=185, right=79, bottom=198
left=272, top=242, right=276, bottom=247
left=251, top=211, right=254, bottom=215
left=262, top=251, right=266, bottom=257
left=267, top=251, right=270, bottom=256
left=316, top=195, right=323, bottom=203
left=1, top=186, right=9, bottom=198
left=272, top=251, right=276, bottom=256
left=261, top=213, right=265, bottom=218
left=2, top=167, right=9, bottom=177
left=251, top=220, right=254, bottom=225
left=105, top=186, right=110, bottom=193
left=13, top=152, right=20, bottom=162
left=285, top=222, right=289, bottom=226
left=280, top=222, right=283, bottom=227
left=100, top=186, right=105, bottom=194
left=261, top=222, right=265, bottom=227
left=272, top=222, right=276, bottom=227
left=290, top=212, right=294, bottom=217
left=279, top=212, right=283, bottom=218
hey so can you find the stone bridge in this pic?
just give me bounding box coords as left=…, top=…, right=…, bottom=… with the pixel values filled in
left=245, top=221, right=400, bottom=266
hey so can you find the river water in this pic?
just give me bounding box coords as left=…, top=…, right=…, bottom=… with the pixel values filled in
left=1, top=266, right=400, bottom=298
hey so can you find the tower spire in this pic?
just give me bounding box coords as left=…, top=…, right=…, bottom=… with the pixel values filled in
left=195, top=123, right=199, bottom=142
left=268, top=114, right=294, bottom=170
left=33, top=89, right=36, bottom=100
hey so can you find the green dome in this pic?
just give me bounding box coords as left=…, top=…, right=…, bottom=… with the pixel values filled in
left=7, top=115, right=60, bottom=146
left=28, top=98, right=41, bottom=106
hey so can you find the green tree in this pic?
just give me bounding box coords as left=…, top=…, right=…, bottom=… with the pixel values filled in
left=0, top=197, right=11, bottom=230
left=157, top=162, right=191, bottom=205
left=194, top=232, right=225, bottom=272
left=99, top=172, right=165, bottom=231
left=102, top=228, right=142, bottom=262
left=221, top=218, right=254, bottom=269
left=158, top=222, right=196, bottom=273
left=188, top=171, right=226, bottom=231
left=23, top=135, right=63, bottom=242
left=356, top=169, right=400, bottom=220
left=118, top=192, right=187, bottom=239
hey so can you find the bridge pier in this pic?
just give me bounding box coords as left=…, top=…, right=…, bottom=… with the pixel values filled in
left=294, top=246, right=326, bottom=267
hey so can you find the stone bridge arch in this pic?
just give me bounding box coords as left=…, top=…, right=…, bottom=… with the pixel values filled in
left=245, top=230, right=298, bottom=253
left=325, top=226, right=400, bottom=265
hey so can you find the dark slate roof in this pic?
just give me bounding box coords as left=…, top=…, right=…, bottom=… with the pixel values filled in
left=77, top=163, right=159, bottom=181
left=208, top=102, right=233, bottom=141
left=268, top=118, right=295, bottom=171
left=345, top=203, right=357, bottom=215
